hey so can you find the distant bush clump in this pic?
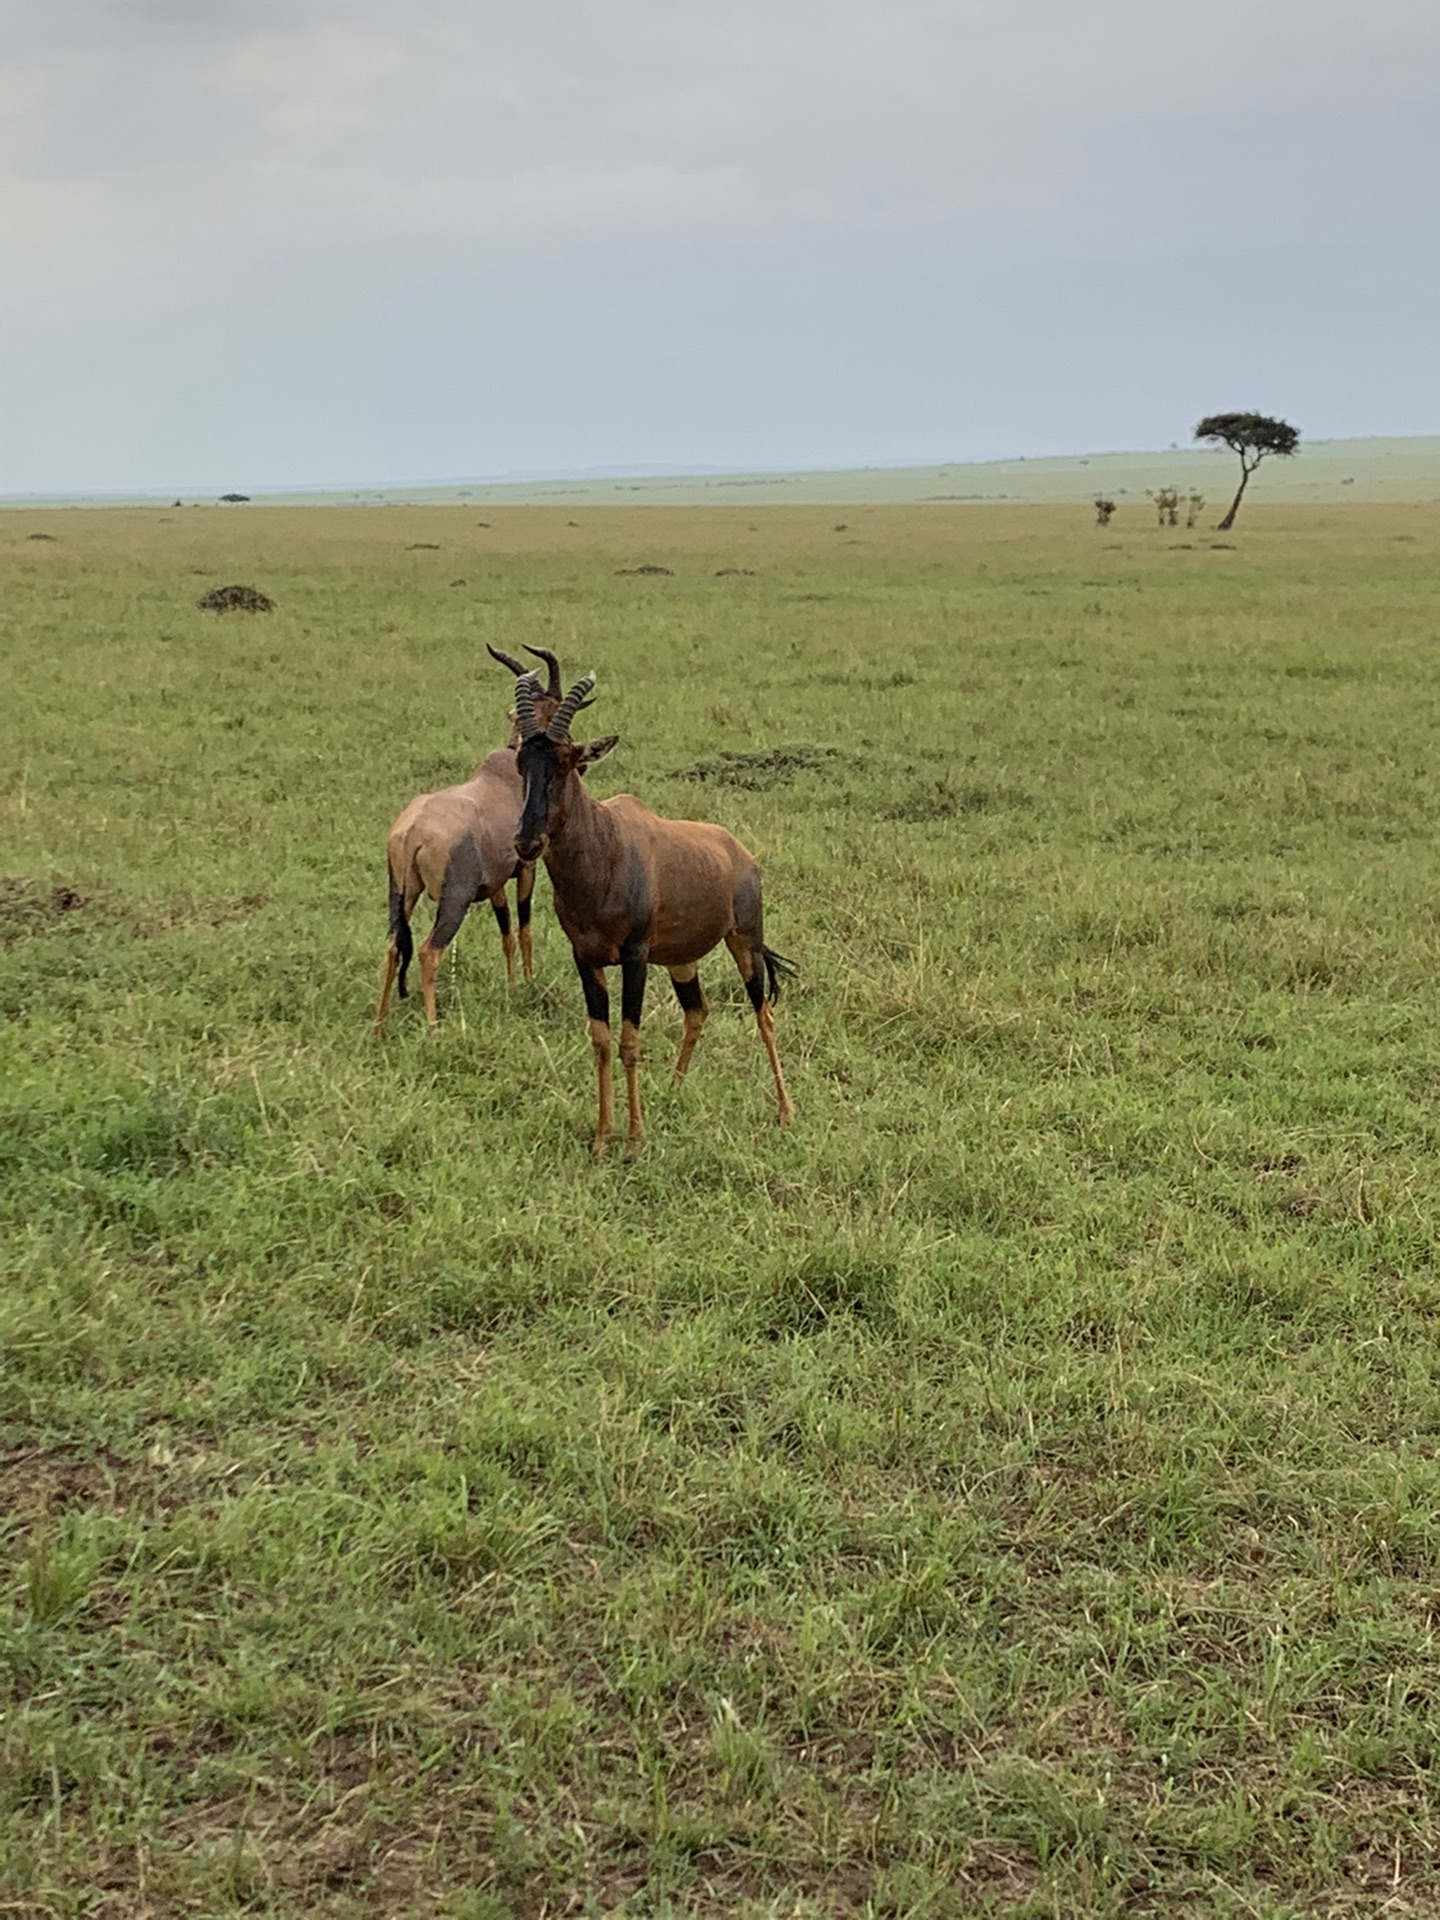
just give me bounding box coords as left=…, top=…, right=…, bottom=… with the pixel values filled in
left=196, top=584, right=274, bottom=613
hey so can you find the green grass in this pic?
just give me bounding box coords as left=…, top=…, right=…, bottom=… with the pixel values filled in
left=3, top=500, right=1440, bottom=1915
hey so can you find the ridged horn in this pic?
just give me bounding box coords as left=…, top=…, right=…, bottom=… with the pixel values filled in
left=513, top=671, right=545, bottom=740
left=523, top=645, right=563, bottom=700
left=486, top=642, right=528, bottom=676
left=547, top=672, right=597, bottom=741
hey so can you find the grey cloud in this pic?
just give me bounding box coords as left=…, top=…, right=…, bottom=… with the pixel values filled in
left=3, top=0, right=1437, bottom=489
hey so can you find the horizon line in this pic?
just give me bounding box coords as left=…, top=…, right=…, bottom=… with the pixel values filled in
left=4, top=432, right=1437, bottom=506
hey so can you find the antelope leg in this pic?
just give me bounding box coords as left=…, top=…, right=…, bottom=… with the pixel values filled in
left=726, top=933, right=794, bottom=1125
left=620, top=953, right=648, bottom=1155
left=490, top=889, right=516, bottom=984
left=419, top=942, right=442, bottom=1032
left=577, top=959, right=613, bottom=1155
left=375, top=944, right=400, bottom=1031
left=669, top=965, right=708, bottom=1084
left=516, top=863, right=536, bottom=978
left=756, top=1000, right=795, bottom=1126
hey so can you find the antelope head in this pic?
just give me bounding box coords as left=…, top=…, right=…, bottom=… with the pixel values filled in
left=513, top=670, right=617, bottom=861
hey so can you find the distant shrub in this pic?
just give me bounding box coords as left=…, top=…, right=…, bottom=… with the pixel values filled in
left=196, top=583, right=274, bottom=612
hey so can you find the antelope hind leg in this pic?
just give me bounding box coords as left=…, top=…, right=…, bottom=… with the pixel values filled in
left=669, top=965, right=708, bottom=1084
left=756, top=999, right=794, bottom=1125
left=374, top=944, right=400, bottom=1032
left=419, top=942, right=443, bottom=1032
left=725, top=933, right=794, bottom=1125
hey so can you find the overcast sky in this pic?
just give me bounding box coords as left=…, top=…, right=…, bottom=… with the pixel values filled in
left=3, top=0, right=1436, bottom=494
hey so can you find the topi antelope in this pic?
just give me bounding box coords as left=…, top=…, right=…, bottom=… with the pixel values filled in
left=512, top=669, right=794, bottom=1155
left=374, top=645, right=573, bottom=1032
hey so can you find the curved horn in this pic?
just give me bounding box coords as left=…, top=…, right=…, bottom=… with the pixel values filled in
left=513, top=671, right=545, bottom=741
left=547, top=672, right=597, bottom=742
left=523, top=645, right=563, bottom=700
left=486, top=642, right=528, bottom=677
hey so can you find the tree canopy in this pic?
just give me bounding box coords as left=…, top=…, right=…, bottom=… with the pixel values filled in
left=1193, top=413, right=1300, bottom=528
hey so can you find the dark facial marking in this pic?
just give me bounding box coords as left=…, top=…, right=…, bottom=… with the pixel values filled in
left=515, top=735, right=567, bottom=855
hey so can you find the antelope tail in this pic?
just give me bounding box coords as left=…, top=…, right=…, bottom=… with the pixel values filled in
left=389, top=876, right=414, bottom=998
left=761, top=946, right=796, bottom=1004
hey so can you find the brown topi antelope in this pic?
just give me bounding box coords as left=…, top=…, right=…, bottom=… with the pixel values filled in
left=374, top=645, right=574, bottom=1032
left=512, top=669, right=795, bottom=1155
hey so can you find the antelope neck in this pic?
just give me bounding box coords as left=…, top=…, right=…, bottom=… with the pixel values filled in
left=539, top=768, right=621, bottom=899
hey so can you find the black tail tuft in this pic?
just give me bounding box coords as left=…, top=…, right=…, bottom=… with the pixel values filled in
left=389, top=879, right=414, bottom=998
left=761, top=946, right=797, bottom=1004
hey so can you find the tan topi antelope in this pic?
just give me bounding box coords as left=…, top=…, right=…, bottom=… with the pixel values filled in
left=374, top=645, right=574, bottom=1032
left=512, top=669, right=794, bottom=1156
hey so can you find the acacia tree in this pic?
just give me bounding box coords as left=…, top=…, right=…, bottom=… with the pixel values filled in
left=1193, top=413, right=1299, bottom=529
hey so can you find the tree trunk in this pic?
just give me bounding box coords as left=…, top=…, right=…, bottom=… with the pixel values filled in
left=1216, top=458, right=1254, bottom=531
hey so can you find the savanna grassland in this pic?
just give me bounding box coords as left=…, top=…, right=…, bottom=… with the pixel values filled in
left=4, top=498, right=1440, bottom=1918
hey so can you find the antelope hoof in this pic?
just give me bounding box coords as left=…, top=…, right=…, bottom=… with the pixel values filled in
left=590, top=1135, right=610, bottom=1159
left=625, top=1132, right=646, bottom=1160
left=777, top=1101, right=795, bottom=1126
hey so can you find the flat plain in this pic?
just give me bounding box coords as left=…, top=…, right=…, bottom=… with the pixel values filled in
left=3, top=499, right=1440, bottom=1917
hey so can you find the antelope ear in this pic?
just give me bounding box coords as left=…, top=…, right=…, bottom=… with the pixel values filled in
left=578, top=734, right=619, bottom=767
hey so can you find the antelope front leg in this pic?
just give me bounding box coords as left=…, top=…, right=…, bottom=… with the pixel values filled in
left=620, top=952, right=648, bottom=1156
left=516, top=863, right=536, bottom=979
left=577, top=960, right=613, bottom=1156
left=489, top=889, right=516, bottom=984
